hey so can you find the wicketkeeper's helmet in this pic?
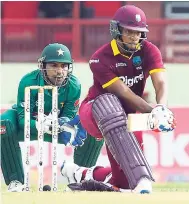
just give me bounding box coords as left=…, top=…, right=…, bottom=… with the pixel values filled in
left=38, top=43, right=73, bottom=87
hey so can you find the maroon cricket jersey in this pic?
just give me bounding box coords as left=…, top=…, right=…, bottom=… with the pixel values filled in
left=85, top=39, right=165, bottom=113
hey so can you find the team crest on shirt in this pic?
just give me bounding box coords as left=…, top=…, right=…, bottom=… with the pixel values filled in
left=132, top=56, right=142, bottom=67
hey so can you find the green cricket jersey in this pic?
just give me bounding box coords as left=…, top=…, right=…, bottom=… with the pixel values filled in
left=16, top=69, right=81, bottom=135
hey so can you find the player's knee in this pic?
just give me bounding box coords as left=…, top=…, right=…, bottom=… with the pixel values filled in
left=79, top=100, right=103, bottom=138
left=92, top=93, right=127, bottom=136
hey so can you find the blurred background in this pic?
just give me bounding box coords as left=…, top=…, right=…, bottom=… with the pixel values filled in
left=1, top=1, right=189, bottom=186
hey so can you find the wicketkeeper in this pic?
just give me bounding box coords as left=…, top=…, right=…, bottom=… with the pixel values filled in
left=0, top=43, right=104, bottom=192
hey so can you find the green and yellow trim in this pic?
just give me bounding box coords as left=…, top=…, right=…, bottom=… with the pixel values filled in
left=149, top=68, right=166, bottom=75
left=102, top=77, right=119, bottom=88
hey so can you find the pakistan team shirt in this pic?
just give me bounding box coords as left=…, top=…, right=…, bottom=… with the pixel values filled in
left=17, top=69, right=81, bottom=135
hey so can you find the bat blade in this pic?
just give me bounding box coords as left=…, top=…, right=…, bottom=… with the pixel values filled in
left=127, top=113, right=150, bottom=132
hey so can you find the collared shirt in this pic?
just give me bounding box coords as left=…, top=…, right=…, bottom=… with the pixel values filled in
left=85, top=39, right=165, bottom=113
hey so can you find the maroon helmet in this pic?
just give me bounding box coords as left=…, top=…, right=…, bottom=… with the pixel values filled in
left=110, top=5, right=148, bottom=39
left=110, top=5, right=148, bottom=53
left=113, top=5, right=148, bottom=32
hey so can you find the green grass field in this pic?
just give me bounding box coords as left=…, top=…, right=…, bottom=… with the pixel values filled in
left=2, top=183, right=189, bottom=204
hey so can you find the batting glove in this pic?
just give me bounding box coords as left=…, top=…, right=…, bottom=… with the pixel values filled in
left=148, top=104, right=176, bottom=133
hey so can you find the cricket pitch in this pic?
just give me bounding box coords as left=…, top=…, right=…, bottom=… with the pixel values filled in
left=2, top=183, right=189, bottom=204
left=2, top=191, right=189, bottom=204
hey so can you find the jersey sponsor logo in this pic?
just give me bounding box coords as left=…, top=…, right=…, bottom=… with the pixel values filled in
left=89, top=59, right=99, bottom=64
left=132, top=56, right=142, bottom=67
left=0, top=126, right=6, bottom=134
left=119, top=72, right=144, bottom=87
left=116, top=62, right=127, bottom=68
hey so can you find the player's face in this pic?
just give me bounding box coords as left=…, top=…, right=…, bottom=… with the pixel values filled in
left=45, top=62, right=69, bottom=86
left=121, top=28, right=142, bottom=50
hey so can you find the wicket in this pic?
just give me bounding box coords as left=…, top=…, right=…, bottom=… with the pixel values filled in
left=24, top=85, right=58, bottom=192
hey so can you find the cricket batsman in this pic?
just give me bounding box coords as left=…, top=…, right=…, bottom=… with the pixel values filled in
left=0, top=43, right=104, bottom=192
left=61, top=5, right=176, bottom=193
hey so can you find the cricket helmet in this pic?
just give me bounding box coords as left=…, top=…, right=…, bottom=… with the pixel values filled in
left=110, top=5, right=149, bottom=53
left=38, top=43, right=73, bottom=86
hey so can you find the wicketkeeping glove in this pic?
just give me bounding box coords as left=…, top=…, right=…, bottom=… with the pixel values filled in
left=35, top=113, right=54, bottom=134
left=58, top=115, right=87, bottom=147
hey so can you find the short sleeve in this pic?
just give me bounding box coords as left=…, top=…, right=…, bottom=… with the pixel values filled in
left=90, top=59, right=119, bottom=88
left=145, top=43, right=165, bottom=75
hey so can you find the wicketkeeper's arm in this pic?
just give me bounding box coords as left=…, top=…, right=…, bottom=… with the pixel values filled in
left=17, top=81, right=38, bottom=135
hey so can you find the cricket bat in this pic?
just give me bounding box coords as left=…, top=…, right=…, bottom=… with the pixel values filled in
left=127, top=113, right=150, bottom=132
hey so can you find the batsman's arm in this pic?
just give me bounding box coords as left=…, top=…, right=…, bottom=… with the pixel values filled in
left=90, top=61, right=153, bottom=113
left=150, top=71, right=168, bottom=105
left=146, top=42, right=167, bottom=105
left=105, top=80, right=153, bottom=113
left=17, top=81, right=38, bottom=135
left=59, top=82, right=81, bottom=119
